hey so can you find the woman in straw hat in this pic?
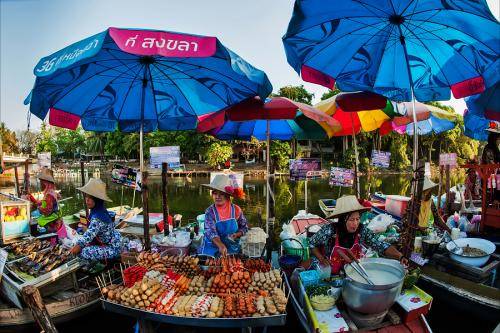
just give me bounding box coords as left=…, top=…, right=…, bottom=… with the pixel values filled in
left=199, top=174, right=248, bottom=256
left=309, top=195, right=406, bottom=274
left=27, top=168, right=64, bottom=238
left=70, top=178, right=121, bottom=261
left=417, top=177, right=451, bottom=231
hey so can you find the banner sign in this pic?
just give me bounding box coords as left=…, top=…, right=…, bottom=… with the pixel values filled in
left=289, top=158, right=321, bottom=181
left=425, top=162, right=431, bottom=177
left=329, top=167, right=355, bottom=187
left=371, top=150, right=391, bottom=168
left=37, top=152, right=51, bottom=169
left=111, top=164, right=141, bottom=191
left=150, top=146, right=180, bottom=169
left=439, top=153, right=457, bottom=168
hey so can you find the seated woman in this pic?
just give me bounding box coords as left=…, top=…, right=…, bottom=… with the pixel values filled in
left=27, top=168, right=64, bottom=242
left=199, top=174, right=247, bottom=257
left=70, top=178, right=121, bottom=261
left=309, top=195, right=406, bottom=275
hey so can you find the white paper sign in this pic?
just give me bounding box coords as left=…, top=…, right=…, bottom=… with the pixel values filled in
left=37, top=152, right=51, bottom=169
left=425, top=162, right=431, bottom=177
left=150, top=146, right=180, bottom=169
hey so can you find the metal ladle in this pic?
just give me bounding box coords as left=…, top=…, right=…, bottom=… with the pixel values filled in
left=338, top=250, right=374, bottom=285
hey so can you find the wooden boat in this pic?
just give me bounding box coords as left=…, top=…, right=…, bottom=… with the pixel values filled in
left=318, top=199, right=336, bottom=217
left=0, top=285, right=100, bottom=332
left=283, top=272, right=432, bottom=333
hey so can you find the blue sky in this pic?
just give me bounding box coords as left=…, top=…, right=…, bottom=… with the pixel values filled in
left=1, top=0, right=498, bottom=131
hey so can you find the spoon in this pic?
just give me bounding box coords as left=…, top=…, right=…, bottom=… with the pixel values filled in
left=337, top=249, right=374, bottom=285
left=344, top=248, right=373, bottom=283
left=445, top=231, right=463, bottom=255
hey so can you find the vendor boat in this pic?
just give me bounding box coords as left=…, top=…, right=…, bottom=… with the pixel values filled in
left=318, top=199, right=336, bottom=217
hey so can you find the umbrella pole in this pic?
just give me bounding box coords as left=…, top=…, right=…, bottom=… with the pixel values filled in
left=350, top=114, right=360, bottom=198
left=266, top=120, right=270, bottom=236
left=139, top=67, right=150, bottom=249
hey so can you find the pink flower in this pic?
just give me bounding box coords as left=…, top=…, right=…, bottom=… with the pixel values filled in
left=410, top=297, right=421, bottom=303
left=335, top=313, right=343, bottom=318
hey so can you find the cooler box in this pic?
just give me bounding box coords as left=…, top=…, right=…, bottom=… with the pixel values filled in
left=385, top=195, right=410, bottom=218
left=0, top=193, right=30, bottom=245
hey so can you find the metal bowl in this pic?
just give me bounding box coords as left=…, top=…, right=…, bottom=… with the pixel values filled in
left=446, top=238, right=496, bottom=267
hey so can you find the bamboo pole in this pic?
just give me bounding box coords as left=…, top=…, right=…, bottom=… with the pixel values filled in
left=142, top=170, right=150, bottom=250
left=80, top=161, right=89, bottom=218
left=162, top=162, right=170, bottom=236
left=24, top=159, right=30, bottom=195
left=14, top=165, right=20, bottom=197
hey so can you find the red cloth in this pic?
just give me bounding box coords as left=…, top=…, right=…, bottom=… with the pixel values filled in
left=156, top=215, right=174, bottom=232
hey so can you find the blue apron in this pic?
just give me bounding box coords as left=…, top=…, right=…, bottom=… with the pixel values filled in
left=200, top=204, right=241, bottom=256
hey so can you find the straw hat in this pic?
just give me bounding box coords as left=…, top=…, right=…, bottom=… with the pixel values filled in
left=202, top=174, right=244, bottom=199
left=37, top=168, right=55, bottom=183
left=423, top=177, right=438, bottom=192
left=326, top=195, right=370, bottom=219
left=77, top=178, right=112, bottom=202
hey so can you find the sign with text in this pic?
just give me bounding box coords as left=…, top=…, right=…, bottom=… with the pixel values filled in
left=111, top=164, right=141, bottom=191
left=329, top=167, right=355, bottom=187
left=289, top=158, right=321, bottom=181
left=439, top=153, right=457, bottom=168
left=371, top=150, right=391, bottom=168
left=37, top=152, right=51, bottom=169
left=150, top=146, right=180, bottom=169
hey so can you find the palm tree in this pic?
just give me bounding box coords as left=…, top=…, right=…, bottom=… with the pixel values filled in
left=86, top=132, right=107, bottom=161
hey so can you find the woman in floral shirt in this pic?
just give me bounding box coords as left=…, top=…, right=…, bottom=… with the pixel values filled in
left=70, top=179, right=121, bottom=261
left=309, top=195, right=406, bottom=274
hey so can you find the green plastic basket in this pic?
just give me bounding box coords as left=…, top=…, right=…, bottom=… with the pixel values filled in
left=282, top=238, right=310, bottom=261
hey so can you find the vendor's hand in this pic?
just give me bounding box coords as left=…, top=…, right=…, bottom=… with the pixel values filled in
left=320, top=257, right=331, bottom=267
left=400, top=256, right=409, bottom=267
left=217, top=244, right=228, bottom=257
left=70, top=244, right=81, bottom=255
left=230, top=232, right=242, bottom=240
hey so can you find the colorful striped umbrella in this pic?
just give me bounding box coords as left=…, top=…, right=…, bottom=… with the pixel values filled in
left=464, top=82, right=500, bottom=141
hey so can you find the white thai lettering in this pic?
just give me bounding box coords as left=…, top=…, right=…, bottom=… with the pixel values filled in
left=125, top=35, right=138, bottom=47
left=142, top=37, right=155, bottom=48
left=190, top=42, right=198, bottom=52
left=178, top=41, right=189, bottom=51
left=155, top=38, right=165, bottom=48
left=166, top=40, right=178, bottom=50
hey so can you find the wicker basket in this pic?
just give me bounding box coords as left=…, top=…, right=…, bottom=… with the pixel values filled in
left=282, top=238, right=310, bottom=260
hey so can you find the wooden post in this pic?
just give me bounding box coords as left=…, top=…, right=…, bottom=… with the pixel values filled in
left=142, top=171, right=150, bottom=250
left=21, top=285, right=59, bottom=333
left=14, top=165, right=20, bottom=197
left=80, top=161, right=89, bottom=218
left=437, top=165, right=444, bottom=211
left=266, top=159, right=276, bottom=263
left=24, top=159, right=30, bottom=195
left=161, top=162, right=170, bottom=236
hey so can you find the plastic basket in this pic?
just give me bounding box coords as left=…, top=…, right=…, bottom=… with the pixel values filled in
left=282, top=238, right=310, bottom=260
left=241, top=241, right=266, bottom=258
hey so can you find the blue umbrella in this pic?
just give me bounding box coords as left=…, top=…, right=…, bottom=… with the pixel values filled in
left=283, top=0, right=500, bottom=168
left=464, top=82, right=500, bottom=141
left=26, top=27, right=272, bottom=170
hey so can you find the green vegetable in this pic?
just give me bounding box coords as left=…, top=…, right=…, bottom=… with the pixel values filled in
left=306, top=284, right=331, bottom=296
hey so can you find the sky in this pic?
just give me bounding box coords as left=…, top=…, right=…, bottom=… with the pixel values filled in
left=1, top=0, right=499, bottom=131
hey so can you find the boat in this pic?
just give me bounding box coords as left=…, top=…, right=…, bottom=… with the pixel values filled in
left=282, top=263, right=433, bottom=333
left=318, top=199, right=336, bottom=217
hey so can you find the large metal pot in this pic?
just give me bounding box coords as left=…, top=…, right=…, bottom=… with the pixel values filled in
left=342, top=258, right=404, bottom=314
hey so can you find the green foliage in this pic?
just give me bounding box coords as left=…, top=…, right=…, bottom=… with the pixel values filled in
left=0, top=123, right=19, bottom=154
left=204, top=141, right=233, bottom=169
left=16, top=130, right=38, bottom=155
left=54, top=126, right=85, bottom=158
left=36, top=123, right=57, bottom=155
left=320, top=88, right=341, bottom=100
left=270, top=141, right=292, bottom=172
left=274, top=85, right=314, bottom=105
left=389, top=133, right=411, bottom=171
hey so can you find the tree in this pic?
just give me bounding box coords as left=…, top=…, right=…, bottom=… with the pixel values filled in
left=54, top=127, right=85, bottom=159
left=16, top=130, right=39, bottom=155
left=36, top=123, right=57, bottom=156
left=0, top=123, right=19, bottom=154
left=320, top=88, right=341, bottom=100
left=270, top=141, right=292, bottom=172
left=204, top=141, right=233, bottom=169
left=86, top=132, right=107, bottom=160
left=275, top=85, right=314, bottom=105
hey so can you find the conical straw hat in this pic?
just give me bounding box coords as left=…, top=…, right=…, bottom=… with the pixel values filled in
left=423, top=177, right=438, bottom=191
left=37, top=168, right=55, bottom=183
left=202, top=174, right=235, bottom=196
left=77, top=178, right=112, bottom=202
left=326, top=195, right=369, bottom=219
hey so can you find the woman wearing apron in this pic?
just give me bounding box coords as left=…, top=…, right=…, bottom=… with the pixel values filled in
left=309, top=195, right=407, bottom=274
left=200, top=174, right=248, bottom=257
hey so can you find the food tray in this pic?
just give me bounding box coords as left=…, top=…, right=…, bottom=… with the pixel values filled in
left=102, top=299, right=286, bottom=328
left=4, top=255, right=79, bottom=284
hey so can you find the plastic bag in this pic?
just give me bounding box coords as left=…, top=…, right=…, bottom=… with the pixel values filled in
left=367, top=214, right=395, bottom=233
